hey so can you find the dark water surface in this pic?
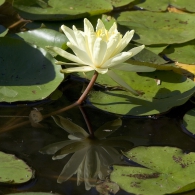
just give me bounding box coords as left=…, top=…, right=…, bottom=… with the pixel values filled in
left=0, top=80, right=195, bottom=195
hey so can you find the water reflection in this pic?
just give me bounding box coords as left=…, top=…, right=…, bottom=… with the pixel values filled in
left=40, top=116, right=133, bottom=190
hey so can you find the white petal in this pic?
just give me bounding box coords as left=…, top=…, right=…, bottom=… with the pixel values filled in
left=55, top=61, right=80, bottom=65
left=92, top=37, right=107, bottom=66
left=72, top=25, right=87, bottom=52
left=101, top=32, right=121, bottom=64
left=129, top=45, right=145, bottom=57
left=61, top=25, right=77, bottom=46
left=84, top=18, right=94, bottom=34
left=107, top=70, right=139, bottom=95
left=67, top=42, right=93, bottom=65
left=101, top=51, right=132, bottom=68
left=113, top=30, right=134, bottom=56
left=94, top=67, right=108, bottom=74
left=61, top=66, right=94, bottom=73
left=46, top=46, right=83, bottom=64
left=108, top=22, right=117, bottom=37
left=96, top=19, right=106, bottom=31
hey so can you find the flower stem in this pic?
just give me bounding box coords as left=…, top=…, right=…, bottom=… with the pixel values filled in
left=79, top=105, right=94, bottom=137
left=0, top=71, right=99, bottom=132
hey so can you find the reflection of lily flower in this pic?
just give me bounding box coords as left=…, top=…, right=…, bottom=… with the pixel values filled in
left=40, top=116, right=132, bottom=190
left=46, top=18, right=144, bottom=95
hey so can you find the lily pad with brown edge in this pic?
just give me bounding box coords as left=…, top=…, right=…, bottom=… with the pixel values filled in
left=183, top=108, right=195, bottom=135
left=0, top=37, right=64, bottom=102
left=79, top=70, right=195, bottom=116
left=170, top=0, right=195, bottom=13
left=116, top=11, right=195, bottom=45
left=0, top=151, right=33, bottom=184
left=110, top=146, right=195, bottom=195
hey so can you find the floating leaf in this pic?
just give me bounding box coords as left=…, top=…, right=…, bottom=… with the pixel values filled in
left=0, top=0, right=5, bottom=6
left=117, top=11, right=195, bottom=45
left=111, top=0, right=134, bottom=7
left=133, top=0, right=169, bottom=11
left=10, top=28, right=68, bottom=52
left=111, top=146, right=195, bottom=195
left=170, top=0, right=195, bottom=12
left=0, top=151, right=33, bottom=184
left=183, top=108, right=195, bottom=135
left=87, top=70, right=195, bottom=115
left=0, top=37, right=64, bottom=102
left=163, top=39, right=195, bottom=64
left=13, top=0, right=113, bottom=21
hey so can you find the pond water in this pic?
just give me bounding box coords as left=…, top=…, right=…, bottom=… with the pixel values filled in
left=0, top=78, right=195, bottom=195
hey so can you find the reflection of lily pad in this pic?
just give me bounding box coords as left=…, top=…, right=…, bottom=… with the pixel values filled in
left=0, top=151, right=33, bottom=184
left=183, top=108, right=195, bottom=135
left=87, top=70, right=195, bottom=115
left=111, top=146, right=195, bottom=195
left=117, top=11, right=195, bottom=45
left=0, top=37, right=64, bottom=102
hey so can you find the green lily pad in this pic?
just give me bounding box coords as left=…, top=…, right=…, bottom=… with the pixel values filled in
left=0, top=151, right=33, bottom=184
left=146, top=45, right=168, bottom=55
left=170, top=0, right=195, bottom=12
left=0, top=37, right=64, bottom=102
left=163, top=39, right=195, bottom=64
left=133, top=0, right=169, bottom=11
left=183, top=108, right=195, bottom=135
left=0, top=0, right=5, bottom=6
left=86, top=70, right=195, bottom=115
left=11, top=28, right=68, bottom=52
left=110, top=146, right=195, bottom=195
left=117, top=11, right=195, bottom=45
left=13, top=0, right=113, bottom=21
left=111, top=0, right=134, bottom=7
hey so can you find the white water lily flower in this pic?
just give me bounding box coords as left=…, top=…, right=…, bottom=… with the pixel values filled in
left=40, top=116, right=132, bottom=190
left=46, top=18, right=145, bottom=95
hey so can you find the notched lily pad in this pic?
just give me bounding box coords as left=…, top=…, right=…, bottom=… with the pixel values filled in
left=110, top=146, right=195, bottom=195
left=0, top=151, right=33, bottom=184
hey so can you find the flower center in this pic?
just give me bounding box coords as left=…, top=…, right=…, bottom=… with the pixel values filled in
left=96, top=28, right=109, bottom=42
